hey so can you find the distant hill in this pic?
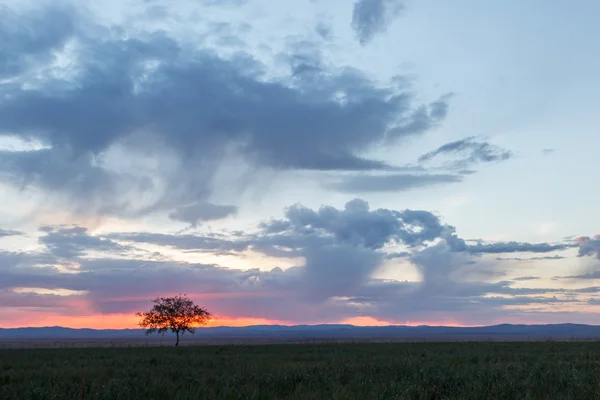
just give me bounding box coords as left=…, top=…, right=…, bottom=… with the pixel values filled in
left=2, top=323, right=600, bottom=341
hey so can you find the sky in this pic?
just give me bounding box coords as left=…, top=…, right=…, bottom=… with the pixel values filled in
left=1, top=0, right=599, bottom=329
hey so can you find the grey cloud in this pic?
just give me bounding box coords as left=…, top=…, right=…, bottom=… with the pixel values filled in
left=168, top=202, right=238, bottom=227
left=512, top=276, right=540, bottom=281
left=0, top=4, right=452, bottom=217
left=110, top=200, right=577, bottom=271
left=0, top=229, right=23, bottom=238
left=265, top=199, right=452, bottom=250
left=428, top=95, right=452, bottom=120
left=112, top=200, right=576, bottom=263
left=315, top=22, right=333, bottom=41
left=281, top=39, right=325, bottom=78
left=202, top=0, right=248, bottom=6
left=386, top=96, right=452, bottom=139
left=143, top=0, right=247, bottom=4
left=0, top=248, right=580, bottom=324
left=0, top=4, right=75, bottom=79
left=302, top=245, right=382, bottom=299
left=258, top=220, right=292, bottom=234
left=384, top=251, right=410, bottom=260
left=562, top=272, right=600, bottom=280
left=0, top=148, right=145, bottom=215
left=1, top=198, right=590, bottom=323
left=576, top=236, right=600, bottom=259
left=467, top=241, right=574, bottom=254
left=572, top=287, right=600, bottom=294
left=332, top=173, right=462, bottom=193
left=39, top=226, right=132, bottom=259
left=497, top=255, right=566, bottom=261
left=107, top=232, right=250, bottom=255
left=542, top=148, right=555, bottom=155
left=351, top=0, right=404, bottom=46
left=105, top=200, right=462, bottom=308
left=344, top=242, right=575, bottom=323
left=0, top=290, right=83, bottom=310
left=419, top=137, right=512, bottom=170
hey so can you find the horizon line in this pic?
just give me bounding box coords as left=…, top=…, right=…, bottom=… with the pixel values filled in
left=2, top=322, right=596, bottom=330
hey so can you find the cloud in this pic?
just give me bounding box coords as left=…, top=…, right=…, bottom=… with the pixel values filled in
left=38, top=226, right=132, bottom=259
left=168, top=202, right=238, bottom=227
left=0, top=229, right=23, bottom=238
left=351, top=0, right=404, bottom=45
left=467, top=241, right=574, bottom=254
left=108, top=231, right=250, bottom=255
left=332, top=173, right=463, bottom=193
left=559, top=271, right=600, bottom=280
left=496, top=255, right=566, bottom=261
left=418, top=137, right=512, bottom=170
left=114, top=198, right=455, bottom=259
left=0, top=2, right=452, bottom=218
left=0, top=247, right=582, bottom=325
left=512, top=276, right=540, bottom=281
left=0, top=3, right=76, bottom=79
left=260, top=199, right=453, bottom=250
left=315, top=22, right=332, bottom=41
left=112, top=200, right=577, bottom=261
left=331, top=135, right=509, bottom=194
left=576, top=235, right=600, bottom=259
left=1, top=199, right=593, bottom=325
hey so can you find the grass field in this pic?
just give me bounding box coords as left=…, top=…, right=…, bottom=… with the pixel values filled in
left=2, top=342, right=600, bottom=399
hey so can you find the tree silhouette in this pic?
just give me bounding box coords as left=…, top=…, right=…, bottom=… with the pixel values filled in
left=136, top=294, right=212, bottom=346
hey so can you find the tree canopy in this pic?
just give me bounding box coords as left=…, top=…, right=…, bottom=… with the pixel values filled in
left=136, top=294, right=212, bottom=346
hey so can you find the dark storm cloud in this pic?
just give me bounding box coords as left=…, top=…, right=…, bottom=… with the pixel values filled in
left=0, top=3, right=452, bottom=217
left=168, top=202, right=238, bottom=227
left=418, top=137, right=513, bottom=169
left=39, top=226, right=132, bottom=259
left=351, top=0, right=404, bottom=45
left=333, top=173, right=463, bottom=193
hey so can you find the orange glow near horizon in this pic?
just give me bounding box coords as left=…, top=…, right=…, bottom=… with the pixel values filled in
left=339, top=316, right=472, bottom=327
left=0, top=312, right=290, bottom=330
left=0, top=310, right=481, bottom=330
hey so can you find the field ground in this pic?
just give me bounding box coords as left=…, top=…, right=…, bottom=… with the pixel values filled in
left=2, top=342, right=600, bottom=399
left=2, top=335, right=596, bottom=350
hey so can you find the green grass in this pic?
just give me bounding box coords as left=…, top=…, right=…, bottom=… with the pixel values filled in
left=2, top=342, right=600, bottom=399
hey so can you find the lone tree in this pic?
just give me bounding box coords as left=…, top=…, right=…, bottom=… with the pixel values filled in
left=136, top=294, right=212, bottom=346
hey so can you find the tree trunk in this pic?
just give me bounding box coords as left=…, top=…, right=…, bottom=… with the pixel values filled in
left=175, top=331, right=180, bottom=347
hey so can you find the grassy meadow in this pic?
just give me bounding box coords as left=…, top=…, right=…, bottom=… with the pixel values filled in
left=2, top=341, right=600, bottom=399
